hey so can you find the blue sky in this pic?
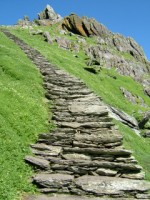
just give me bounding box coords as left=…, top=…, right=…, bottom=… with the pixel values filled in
left=0, top=0, right=150, bottom=60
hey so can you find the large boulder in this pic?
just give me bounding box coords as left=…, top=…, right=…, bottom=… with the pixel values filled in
left=38, top=5, right=62, bottom=24
left=61, top=14, right=110, bottom=37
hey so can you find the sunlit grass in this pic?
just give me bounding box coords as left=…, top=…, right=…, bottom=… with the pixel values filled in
left=0, top=32, right=49, bottom=200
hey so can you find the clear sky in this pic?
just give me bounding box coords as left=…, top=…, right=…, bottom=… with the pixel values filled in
left=0, top=0, right=150, bottom=60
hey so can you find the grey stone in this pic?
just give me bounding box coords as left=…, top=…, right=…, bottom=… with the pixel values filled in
left=74, top=132, right=122, bottom=145
left=96, top=168, right=117, bottom=176
left=38, top=5, right=62, bottom=22
left=138, top=111, right=150, bottom=129
left=43, top=31, right=53, bottom=44
left=25, top=156, right=50, bottom=169
left=30, top=30, right=43, bottom=35
left=31, top=144, right=62, bottom=156
left=136, top=193, right=150, bottom=199
left=23, top=194, right=135, bottom=200
left=75, top=176, right=150, bottom=195
left=62, top=153, right=91, bottom=161
left=121, top=171, right=145, bottom=180
left=33, top=173, right=74, bottom=188
left=109, top=107, right=138, bottom=128
left=55, top=37, right=71, bottom=50
left=69, top=103, right=108, bottom=116
left=63, top=147, right=132, bottom=156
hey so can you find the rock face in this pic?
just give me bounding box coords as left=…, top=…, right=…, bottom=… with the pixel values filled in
left=2, top=30, right=150, bottom=199
left=62, top=14, right=110, bottom=37
left=60, top=13, right=150, bottom=95
left=38, top=5, right=62, bottom=25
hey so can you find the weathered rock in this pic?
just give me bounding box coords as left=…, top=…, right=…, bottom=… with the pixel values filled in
left=96, top=168, right=117, bottom=176
left=75, top=176, right=150, bottom=196
left=138, top=111, right=150, bottom=129
left=31, top=144, right=62, bottom=156
left=30, top=29, right=43, bottom=35
left=69, top=103, right=108, bottom=116
left=136, top=193, right=150, bottom=199
left=33, top=173, right=74, bottom=188
left=84, top=41, right=150, bottom=91
left=55, top=37, right=71, bottom=50
left=144, top=87, right=150, bottom=97
left=62, top=153, right=91, bottom=161
left=43, top=31, right=53, bottom=44
left=25, top=156, right=50, bottom=169
left=121, top=171, right=145, bottom=180
left=120, top=87, right=147, bottom=108
left=23, top=194, right=136, bottom=200
left=63, top=147, right=132, bottom=156
left=62, top=14, right=110, bottom=37
left=38, top=5, right=62, bottom=22
left=74, top=131, right=122, bottom=145
left=143, top=130, right=150, bottom=138
left=109, top=107, right=138, bottom=128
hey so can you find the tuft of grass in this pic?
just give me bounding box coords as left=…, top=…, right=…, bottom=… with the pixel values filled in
left=0, top=32, right=49, bottom=200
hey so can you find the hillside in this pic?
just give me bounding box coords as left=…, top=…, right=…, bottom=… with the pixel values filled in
left=0, top=4, right=150, bottom=200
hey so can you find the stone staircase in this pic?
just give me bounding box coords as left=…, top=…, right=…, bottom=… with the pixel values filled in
left=1, top=30, right=150, bottom=200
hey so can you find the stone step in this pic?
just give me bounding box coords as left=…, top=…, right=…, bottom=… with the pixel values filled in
left=52, top=115, right=113, bottom=123
left=56, top=122, right=114, bottom=129
left=23, top=194, right=141, bottom=200
left=32, top=173, right=150, bottom=198
left=47, top=156, right=141, bottom=172
left=25, top=154, right=143, bottom=178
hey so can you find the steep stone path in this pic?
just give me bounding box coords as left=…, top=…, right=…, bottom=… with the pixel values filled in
left=1, top=30, right=150, bottom=199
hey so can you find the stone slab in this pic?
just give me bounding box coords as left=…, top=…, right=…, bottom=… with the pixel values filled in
left=75, top=175, right=150, bottom=195
left=23, top=194, right=137, bottom=200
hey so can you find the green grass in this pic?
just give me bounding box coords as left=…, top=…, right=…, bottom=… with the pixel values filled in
left=9, top=26, right=150, bottom=181
left=0, top=32, right=49, bottom=200
left=10, top=27, right=150, bottom=121
left=116, top=121, right=150, bottom=180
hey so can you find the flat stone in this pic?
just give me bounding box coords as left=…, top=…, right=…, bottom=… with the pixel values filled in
left=63, top=147, right=132, bottom=156
left=25, top=156, right=50, bottom=169
left=75, top=176, right=150, bottom=195
left=23, top=194, right=136, bottom=200
left=74, top=132, right=122, bottom=144
left=121, top=171, right=145, bottom=180
left=69, top=103, right=108, bottom=116
left=96, top=168, right=117, bottom=176
left=31, top=145, right=62, bottom=156
left=31, top=143, right=62, bottom=153
left=136, top=193, right=150, bottom=199
left=62, top=153, right=91, bottom=161
left=33, top=173, right=74, bottom=188
left=58, top=122, right=114, bottom=129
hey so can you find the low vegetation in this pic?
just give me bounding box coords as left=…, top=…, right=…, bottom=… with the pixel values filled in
left=0, top=32, right=49, bottom=200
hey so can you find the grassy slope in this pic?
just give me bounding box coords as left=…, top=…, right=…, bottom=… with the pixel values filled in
left=10, top=27, right=150, bottom=120
left=10, top=26, right=150, bottom=180
left=0, top=32, right=49, bottom=200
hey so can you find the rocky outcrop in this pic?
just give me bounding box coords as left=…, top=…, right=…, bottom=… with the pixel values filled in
left=38, top=5, right=62, bottom=21
left=120, top=87, right=147, bottom=107
left=138, top=111, right=150, bottom=129
left=2, top=30, right=150, bottom=199
left=62, top=14, right=110, bottom=37
left=37, top=5, right=62, bottom=25
left=84, top=43, right=150, bottom=94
